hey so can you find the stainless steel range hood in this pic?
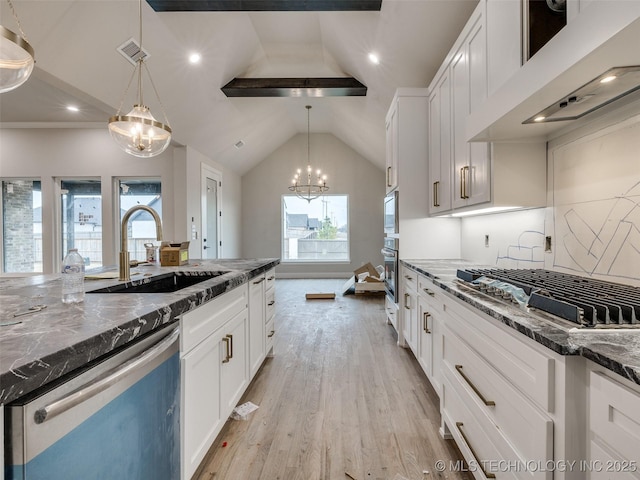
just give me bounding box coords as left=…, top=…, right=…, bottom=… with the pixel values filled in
left=523, top=66, right=640, bottom=124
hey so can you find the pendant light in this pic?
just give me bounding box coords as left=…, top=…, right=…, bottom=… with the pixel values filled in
left=0, top=0, right=35, bottom=94
left=288, top=105, right=329, bottom=202
left=108, top=0, right=171, bottom=158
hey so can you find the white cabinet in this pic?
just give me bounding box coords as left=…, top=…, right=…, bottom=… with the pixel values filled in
left=385, top=295, right=399, bottom=331
left=428, top=1, right=546, bottom=216
left=486, top=0, right=522, bottom=96
left=440, top=289, right=559, bottom=480
left=400, top=266, right=418, bottom=352
left=416, top=275, right=444, bottom=396
left=180, top=285, right=249, bottom=480
left=249, top=274, right=266, bottom=378
left=451, top=6, right=490, bottom=210
left=265, top=269, right=276, bottom=355
left=428, top=71, right=452, bottom=214
left=587, top=366, right=640, bottom=479
left=220, top=309, right=249, bottom=415
left=181, top=324, right=223, bottom=480
left=385, top=106, right=399, bottom=193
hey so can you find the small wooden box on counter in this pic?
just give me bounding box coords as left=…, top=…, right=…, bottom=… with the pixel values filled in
left=160, top=241, right=189, bottom=266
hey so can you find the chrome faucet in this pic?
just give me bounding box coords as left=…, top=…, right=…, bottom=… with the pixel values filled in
left=120, top=205, right=163, bottom=281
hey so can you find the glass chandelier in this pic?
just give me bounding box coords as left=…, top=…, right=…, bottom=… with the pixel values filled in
left=108, top=0, right=171, bottom=158
left=0, top=0, right=35, bottom=94
left=289, top=105, right=329, bottom=202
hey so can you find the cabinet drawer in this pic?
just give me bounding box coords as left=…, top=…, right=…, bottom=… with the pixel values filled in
left=385, top=295, right=398, bottom=330
left=443, top=365, right=551, bottom=480
left=265, top=316, right=275, bottom=353
left=265, top=268, right=276, bottom=292
left=445, top=297, right=554, bottom=411
left=266, top=289, right=276, bottom=321
left=589, top=371, right=640, bottom=466
left=181, top=284, right=248, bottom=354
left=401, top=268, right=418, bottom=291
left=417, top=274, right=446, bottom=312
left=442, top=373, right=516, bottom=480
left=589, top=440, right=640, bottom=480
left=443, top=327, right=553, bottom=469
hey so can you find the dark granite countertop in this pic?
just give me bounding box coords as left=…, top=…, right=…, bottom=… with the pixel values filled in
left=401, top=259, right=640, bottom=386
left=0, top=258, right=279, bottom=404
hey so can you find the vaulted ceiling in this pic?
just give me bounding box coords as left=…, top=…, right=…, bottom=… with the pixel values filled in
left=0, top=0, right=478, bottom=175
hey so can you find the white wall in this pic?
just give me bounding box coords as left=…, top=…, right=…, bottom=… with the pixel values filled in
left=242, top=133, right=384, bottom=278
left=0, top=128, right=242, bottom=272
left=173, top=146, right=242, bottom=259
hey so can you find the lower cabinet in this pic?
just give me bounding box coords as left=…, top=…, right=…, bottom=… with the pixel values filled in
left=265, top=269, right=276, bottom=355
left=180, top=284, right=249, bottom=480
left=587, top=365, right=640, bottom=480
left=249, top=273, right=266, bottom=377
left=399, top=264, right=640, bottom=479
left=400, top=265, right=418, bottom=351
left=416, top=275, right=444, bottom=396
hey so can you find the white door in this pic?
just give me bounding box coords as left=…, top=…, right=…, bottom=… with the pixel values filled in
left=201, top=166, right=221, bottom=259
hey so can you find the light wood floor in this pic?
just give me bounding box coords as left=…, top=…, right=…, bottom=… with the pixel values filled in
left=194, top=279, right=471, bottom=480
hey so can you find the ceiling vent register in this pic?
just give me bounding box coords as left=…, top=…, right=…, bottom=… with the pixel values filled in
left=117, top=38, right=149, bottom=66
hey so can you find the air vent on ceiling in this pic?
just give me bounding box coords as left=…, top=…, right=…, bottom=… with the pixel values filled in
left=117, top=38, right=150, bottom=66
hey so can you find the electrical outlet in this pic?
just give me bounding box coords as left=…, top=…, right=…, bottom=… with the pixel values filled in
left=545, top=236, right=552, bottom=252
left=484, top=234, right=490, bottom=247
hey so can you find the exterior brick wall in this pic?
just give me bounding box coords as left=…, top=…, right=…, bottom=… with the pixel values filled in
left=3, top=180, right=36, bottom=272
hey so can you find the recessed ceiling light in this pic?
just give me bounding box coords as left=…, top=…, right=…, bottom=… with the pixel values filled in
left=67, top=105, right=79, bottom=112
left=368, top=53, right=380, bottom=65
left=189, top=52, right=201, bottom=64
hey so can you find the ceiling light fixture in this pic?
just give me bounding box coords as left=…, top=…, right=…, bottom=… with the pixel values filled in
left=289, top=105, right=329, bottom=203
left=188, top=52, right=201, bottom=64
left=66, top=105, right=79, bottom=112
left=0, top=0, right=35, bottom=94
left=108, top=0, right=171, bottom=158
left=368, top=53, right=380, bottom=65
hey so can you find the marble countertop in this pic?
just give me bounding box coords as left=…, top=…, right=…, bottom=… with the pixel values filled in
left=0, top=258, right=280, bottom=404
left=401, top=259, right=640, bottom=386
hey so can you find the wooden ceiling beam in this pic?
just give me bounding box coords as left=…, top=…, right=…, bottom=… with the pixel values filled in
left=221, top=77, right=367, bottom=97
left=147, top=0, right=382, bottom=12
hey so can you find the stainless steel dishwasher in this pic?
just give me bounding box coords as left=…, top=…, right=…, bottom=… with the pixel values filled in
left=4, top=324, right=180, bottom=480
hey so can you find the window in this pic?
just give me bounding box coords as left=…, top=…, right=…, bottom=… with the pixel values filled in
left=60, top=179, right=102, bottom=268
left=2, top=179, right=43, bottom=273
left=118, top=178, right=162, bottom=262
left=282, top=195, right=349, bottom=262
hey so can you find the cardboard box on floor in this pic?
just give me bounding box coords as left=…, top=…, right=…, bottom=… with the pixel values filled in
left=160, top=241, right=190, bottom=266
left=354, top=262, right=385, bottom=294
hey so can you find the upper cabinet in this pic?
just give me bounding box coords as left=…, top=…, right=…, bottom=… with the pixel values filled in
left=485, top=0, right=521, bottom=97
left=450, top=7, right=490, bottom=210
left=385, top=88, right=429, bottom=219
left=469, top=1, right=640, bottom=142
left=428, top=1, right=547, bottom=216
left=385, top=105, right=399, bottom=193
left=428, top=71, right=451, bottom=214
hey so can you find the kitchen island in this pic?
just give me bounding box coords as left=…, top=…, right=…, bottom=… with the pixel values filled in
left=0, top=258, right=279, bottom=405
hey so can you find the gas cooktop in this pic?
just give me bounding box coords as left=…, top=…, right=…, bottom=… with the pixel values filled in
left=456, top=269, right=640, bottom=329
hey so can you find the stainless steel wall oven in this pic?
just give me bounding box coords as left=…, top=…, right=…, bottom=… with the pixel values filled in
left=382, top=237, right=398, bottom=304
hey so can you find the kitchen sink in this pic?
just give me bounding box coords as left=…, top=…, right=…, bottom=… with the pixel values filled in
left=87, top=271, right=229, bottom=294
